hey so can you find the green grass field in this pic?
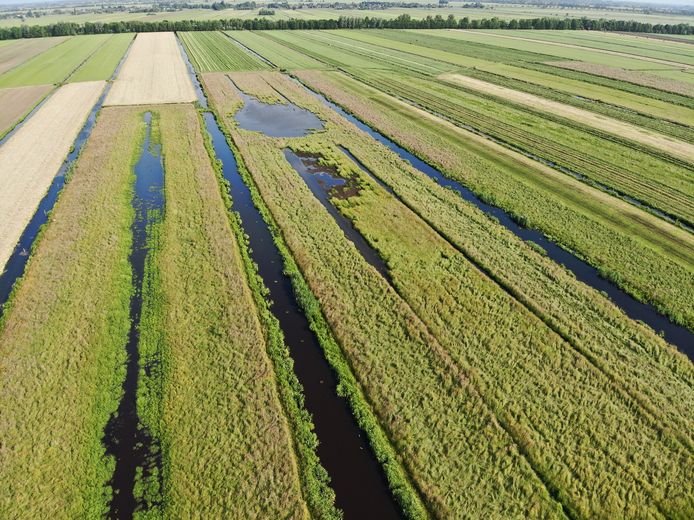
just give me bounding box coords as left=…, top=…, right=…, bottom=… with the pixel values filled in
left=0, top=104, right=140, bottom=518
left=0, top=34, right=112, bottom=87
left=179, top=31, right=268, bottom=72
left=203, top=69, right=694, bottom=518
left=68, top=33, right=133, bottom=82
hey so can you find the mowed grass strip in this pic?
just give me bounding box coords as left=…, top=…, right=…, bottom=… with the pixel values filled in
left=0, top=83, right=52, bottom=137
left=0, top=106, right=142, bottom=518
left=134, top=104, right=310, bottom=518
left=0, top=34, right=111, bottom=87
left=202, top=71, right=566, bottom=519
left=227, top=30, right=325, bottom=70
left=104, top=32, right=196, bottom=106
left=180, top=31, right=268, bottom=72
left=296, top=69, right=694, bottom=329
left=68, top=33, right=134, bottom=82
left=0, top=35, right=69, bottom=75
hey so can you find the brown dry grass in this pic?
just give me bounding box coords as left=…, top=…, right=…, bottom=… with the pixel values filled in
left=104, top=32, right=196, bottom=106
left=550, top=60, right=694, bottom=97
left=0, top=84, right=53, bottom=137
left=0, top=80, right=104, bottom=273
left=441, top=73, right=694, bottom=162
left=0, top=36, right=68, bottom=76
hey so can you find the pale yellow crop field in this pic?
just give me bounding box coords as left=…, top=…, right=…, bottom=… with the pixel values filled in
left=104, top=32, right=196, bottom=106
left=0, top=80, right=104, bottom=272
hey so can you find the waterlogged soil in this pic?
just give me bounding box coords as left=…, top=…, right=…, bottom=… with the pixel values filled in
left=104, top=111, right=164, bottom=519
left=285, top=148, right=390, bottom=280
left=202, top=113, right=402, bottom=519
left=232, top=81, right=324, bottom=137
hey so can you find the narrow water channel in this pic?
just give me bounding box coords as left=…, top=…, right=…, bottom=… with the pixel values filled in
left=103, top=112, right=164, bottom=519
left=285, top=148, right=390, bottom=279
left=0, top=43, right=133, bottom=316
left=297, top=80, right=694, bottom=358
left=176, top=32, right=405, bottom=516
left=202, top=111, right=403, bottom=520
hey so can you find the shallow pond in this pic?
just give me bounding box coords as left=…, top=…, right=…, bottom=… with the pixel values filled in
left=231, top=79, right=324, bottom=137
left=286, top=148, right=390, bottom=280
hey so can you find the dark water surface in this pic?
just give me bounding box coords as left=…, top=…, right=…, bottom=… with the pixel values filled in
left=230, top=78, right=324, bottom=137
left=285, top=148, right=390, bottom=280
left=104, top=112, right=164, bottom=519
left=297, top=80, right=694, bottom=359
left=202, top=111, right=403, bottom=519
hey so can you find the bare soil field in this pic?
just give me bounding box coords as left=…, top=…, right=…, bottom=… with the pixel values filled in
left=104, top=32, right=196, bottom=106
left=550, top=60, right=694, bottom=98
left=441, top=73, right=694, bottom=162
left=0, top=84, right=53, bottom=137
left=0, top=36, right=68, bottom=76
left=0, top=80, right=104, bottom=272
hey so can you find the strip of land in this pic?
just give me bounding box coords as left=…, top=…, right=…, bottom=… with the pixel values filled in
left=440, top=72, right=694, bottom=162
left=136, top=104, right=309, bottom=518
left=104, top=32, right=196, bottom=106
left=549, top=60, right=694, bottom=97
left=0, top=80, right=104, bottom=273
left=0, top=104, right=138, bottom=519
left=0, top=36, right=68, bottom=76
left=0, top=84, right=52, bottom=137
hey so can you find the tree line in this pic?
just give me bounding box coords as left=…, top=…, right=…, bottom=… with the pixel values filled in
left=0, top=14, right=690, bottom=40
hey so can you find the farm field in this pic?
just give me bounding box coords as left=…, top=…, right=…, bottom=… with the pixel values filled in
left=0, top=104, right=139, bottom=518
left=179, top=31, right=267, bottom=72
left=0, top=35, right=68, bottom=75
left=203, top=69, right=694, bottom=519
left=104, top=32, right=196, bottom=106
left=0, top=25, right=693, bottom=520
left=0, top=84, right=52, bottom=137
left=0, top=80, right=104, bottom=273
left=0, top=34, right=113, bottom=87
left=67, top=33, right=133, bottom=83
